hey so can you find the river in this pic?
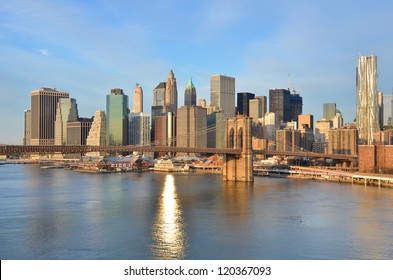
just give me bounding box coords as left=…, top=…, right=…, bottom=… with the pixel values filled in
left=1, top=164, right=393, bottom=259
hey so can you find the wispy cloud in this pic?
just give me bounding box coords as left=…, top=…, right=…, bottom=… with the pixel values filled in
left=40, top=48, right=49, bottom=56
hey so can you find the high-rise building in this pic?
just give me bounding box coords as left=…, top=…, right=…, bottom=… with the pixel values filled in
left=23, top=109, right=31, bottom=145
left=269, top=88, right=291, bottom=124
left=237, top=92, right=255, bottom=116
left=154, top=112, right=176, bottom=148
left=54, top=98, right=78, bottom=145
left=290, top=92, right=303, bottom=122
left=198, top=99, right=207, bottom=107
left=356, top=55, right=379, bottom=145
left=378, top=91, right=384, bottom=130
left=153, top=82, right=166, bottom=106
left=176, top=106, right=207, bottom=150
left=264, top=112, right=277, bottom=141
left=328, top=128, right=358, bottom=155
left=207, top=112, right=229, bottom=149
left=129, top=112, right=151, bottom=146
left=66, top=118, right=92, bottom=145
left=315, top=119, right=332, bottom=144
left=165, top=69, right=178, bottom=113
left=106, top=88, right=129, bottom=145
left=210, top=75, right=236, bottom=117
left=86, top=111, right=106, bottom=146
left=133, top=83, right=143, bottom=113
left=184, top=77, right=197, bottom=106
left=256, top=96, right=267, bottom=117
left=249, top=99, right=262, bottom=123
left=332, top=111, right=344, bottom=129
left=30, top=87, right=70, bottom=145
left=383, top=93, right=393, bottom=127
left=86, top=111, right=106, bottom=156
left=276, top=129, right=300, bottom=152
left=323, top=103, right=336, bottom=120
left=298, top=114, right=314, bottom=131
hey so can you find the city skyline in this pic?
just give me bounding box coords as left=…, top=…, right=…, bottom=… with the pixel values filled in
left=1, top=0, right=393, bottom=144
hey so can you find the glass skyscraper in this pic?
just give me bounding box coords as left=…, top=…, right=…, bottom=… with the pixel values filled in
left=356, top=55, right=379, bottom=145
left=106, top=88, right=129, bottom=145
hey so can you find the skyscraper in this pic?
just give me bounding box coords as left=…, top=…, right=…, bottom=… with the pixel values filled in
left=210, top=75, right=236, bottom=117
left=378, top=91, right=384, bottom=130
left=176, top=106, right=207, bottom=150
left=129, top=112, right=151, bottom=146
left=289, top=92, right=303, bottom=122
left=165, top=69, right=178, bottom=113
left=237, top=92, right=255, bottom=116
left=184, top=76, right=196, bottom=106
left=54, top=98, right=79, bottom=145
left=356, top=55, right=379, bottom=145
left=298, top=114, right=314, bottom=131
left=106, top=88, right=129, bottom=145
left=256, top=96, right=267, bottom=117
left=269, top=88, right=291, bottom=124
left=23, top=109, right=31, bottom=145
left=133, top=83, right=143, bottom=113
left=30, top=87, right=70, bottom=145
left=323, top=103, right=336, bottom=120
left=249, top=99, right=262, bottom=123
left=86, top=111, right=106, bottom=156
left=66, top=118, right=92, bottom=145
left=383, top=93, right=393, bottom=126
left=86, top=111, right=106, bottom=146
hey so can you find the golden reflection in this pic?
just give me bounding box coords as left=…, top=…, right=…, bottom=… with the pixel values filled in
left=151, top=175, right=186, bottom=259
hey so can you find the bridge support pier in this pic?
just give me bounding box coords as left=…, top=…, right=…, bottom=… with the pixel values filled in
left=222, top=116, right=253, bottom=182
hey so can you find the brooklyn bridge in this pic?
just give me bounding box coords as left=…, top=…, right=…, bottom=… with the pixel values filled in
left=0, top=116, right=357, bottom=182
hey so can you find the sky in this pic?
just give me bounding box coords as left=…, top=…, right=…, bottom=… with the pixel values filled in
left=1, top=0, right=393, bottom=144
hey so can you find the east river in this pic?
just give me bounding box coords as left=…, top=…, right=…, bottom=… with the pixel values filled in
left=1, top=164, right=393, bottom=260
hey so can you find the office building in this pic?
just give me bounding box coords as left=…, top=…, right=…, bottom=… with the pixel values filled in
left=54, top=98, right=79, bottom=145
left=298, top=114, right=314, bottom=131
left=256, top=96, right=267, bottom=117
left=86, top=111, right=106, bottom=146
left=106, top=88, right=129, bottom=145
left=328, top=128, right=358, bottom=155
left=210, top=75, right=236, bottom=117
left=276, top=129, right=300, bottom=152
left=154, top=112, right=176, bottom=148
left=176, top=106, right=207, bottom=150
left=315, top=119, right=332, bottom=143
left=66, top=118, right=92, bottom=145
left=133, top=83, right=143, bottom=113
left=249, top=99, right=262, bottom=123
left=290, top=92, right=303, bottom=122
left=356, top=55, right=379, bottom=145
left=237, top=92, right=255, bottom=116
left=153, top=82, right=166, bottom=106
left=207, top=112, right=229, bottom=149
left=184, top=77, right=197, bottom=106
left=323, top=103, right=336, bottom=120
left=264, top=112, right=277, bottom=141
left=378, top=91, right=383, bottom=130
left=129, top=112, right=150, bottom=146
left=30, top=87, right=69, bottom=145
left=269, top=88, right=291, bottom=124
left=23, top=109, right=31, bottom=145
left=383, top=93, right=393, bottom=127
left=332, top=111, right=344, bottom=129
left=165, top=69, right=178, bottom=113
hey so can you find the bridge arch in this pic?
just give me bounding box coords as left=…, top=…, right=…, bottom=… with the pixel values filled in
left=223, top=116, right=253, bottom=182
left=237, top=127, right=243, bottom=149
left=228, top=128, right=235, bottom=149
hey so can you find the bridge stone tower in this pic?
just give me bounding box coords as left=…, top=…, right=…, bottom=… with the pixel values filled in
left=223, top=116, right=253, bottom=182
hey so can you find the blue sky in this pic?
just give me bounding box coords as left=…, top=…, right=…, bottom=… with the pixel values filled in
left=1, top=0, right=393, bottom=144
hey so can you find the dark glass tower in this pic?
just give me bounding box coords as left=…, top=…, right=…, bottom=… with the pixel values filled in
left=269, top=89, right=291, bottom=124
left=237, top=92, right=255, bottom=116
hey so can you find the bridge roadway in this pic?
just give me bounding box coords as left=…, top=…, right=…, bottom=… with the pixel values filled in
left=0, top=145, right=356, bottom=161
left=0, top=145, right=242, bottom=155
